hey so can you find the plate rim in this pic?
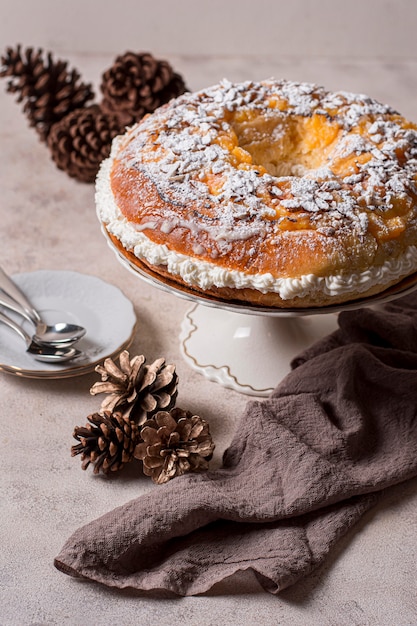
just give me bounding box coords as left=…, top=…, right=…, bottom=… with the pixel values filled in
left=0, top=269, right=137, bottom=379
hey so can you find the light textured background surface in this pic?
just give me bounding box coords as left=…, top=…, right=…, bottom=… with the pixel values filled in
left=2, top=0, right=417, bottom=59
left=1, top=2, right=417, bottom=625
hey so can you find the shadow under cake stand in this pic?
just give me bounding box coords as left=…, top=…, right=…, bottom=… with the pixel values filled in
left=107, top=239, right=417, bottom=397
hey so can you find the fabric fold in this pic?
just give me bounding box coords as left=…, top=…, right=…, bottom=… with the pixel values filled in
left=55, top=294, right=417, bottom=595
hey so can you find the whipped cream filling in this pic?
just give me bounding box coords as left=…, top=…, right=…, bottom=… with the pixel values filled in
left=96, top=154, right=417, bottom=301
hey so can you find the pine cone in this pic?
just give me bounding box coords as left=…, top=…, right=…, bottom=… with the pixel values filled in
left=90, top=350, right=178, bottom=425
left=134, top=408, right=215, bottom=484
left=46, top=105, right=122, bottom=183
left=0, top=45, right=94, bottom=141
left=71, top=411, right=140, bottom=474
left=100, top=51, right=187, bottom=126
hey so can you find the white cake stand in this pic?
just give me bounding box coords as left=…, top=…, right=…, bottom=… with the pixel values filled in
left=178, top=303, right=340, bottom=395
left=105, top=234, right=417, bottom=396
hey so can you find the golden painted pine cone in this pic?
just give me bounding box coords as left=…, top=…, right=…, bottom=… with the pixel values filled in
left=90, top=350, right=179, bottom=425
left=134, top=408, right=215, bottom=484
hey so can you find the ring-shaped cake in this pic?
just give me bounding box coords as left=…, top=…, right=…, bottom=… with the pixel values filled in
left=96, top=79, right=417, bottom=307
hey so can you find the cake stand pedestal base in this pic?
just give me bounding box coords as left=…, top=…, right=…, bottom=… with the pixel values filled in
left=179, top=303, right=339, bottom=396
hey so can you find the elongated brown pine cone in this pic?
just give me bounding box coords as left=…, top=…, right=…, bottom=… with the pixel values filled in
left=0, top=44, right=94, bottom=141
left=46, top=104, right=122, bottom=182
left=134, top=408, right=215, bottom=484
left=100, top=51, right=187, bottom=126
left=71, top=411, right=140, bottom=474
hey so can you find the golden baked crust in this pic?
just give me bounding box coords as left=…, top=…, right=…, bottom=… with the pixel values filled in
left=96, top=79, right=417, bottom=307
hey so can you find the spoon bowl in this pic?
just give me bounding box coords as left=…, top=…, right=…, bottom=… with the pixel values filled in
left=0, top=311, right=82, bottom=363
left=32, top=320, right=86, bottom=346
left=0, top=289, right=86, bottom=346
left=23, top=341, right=82, bottom=363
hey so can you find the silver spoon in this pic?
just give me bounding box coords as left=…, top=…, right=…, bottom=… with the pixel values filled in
left=0, top=289, right=85, bottom=347
left=0, top=268, right=86, bottom=346
left=0, top=311, right=81, bottom=363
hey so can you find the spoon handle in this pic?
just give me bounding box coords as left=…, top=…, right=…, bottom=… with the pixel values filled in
left=0, top=266, right=41, bottom=324
left=0, top=310, right=30, bottom=347
left=0, top=289, right=34, bottom=325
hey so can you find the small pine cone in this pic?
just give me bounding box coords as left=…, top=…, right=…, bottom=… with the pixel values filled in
left=71, top=411, right=140, bottom=474
left=0, top=45, right=94, bottom=141
left=90, top=350, right=178, bottom=425
left=46, top=105, right=122, bottom=182
left=133, top=356, right=178, bottom=424
left=100, top=51, right=187, bottom=126
left=134, top=408, right=215, bottom=484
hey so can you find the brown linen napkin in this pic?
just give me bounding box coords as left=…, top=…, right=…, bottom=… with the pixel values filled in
left=54, top=293, right=417, bottom=595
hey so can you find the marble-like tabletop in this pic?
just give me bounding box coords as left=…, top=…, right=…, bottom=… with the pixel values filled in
left=1, top=55, right=416, bottom=625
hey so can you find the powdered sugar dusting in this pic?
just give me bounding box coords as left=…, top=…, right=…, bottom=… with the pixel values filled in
left=114, top=79, right=417, bottom=253
left=97, top=79, right=417, bottom=302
